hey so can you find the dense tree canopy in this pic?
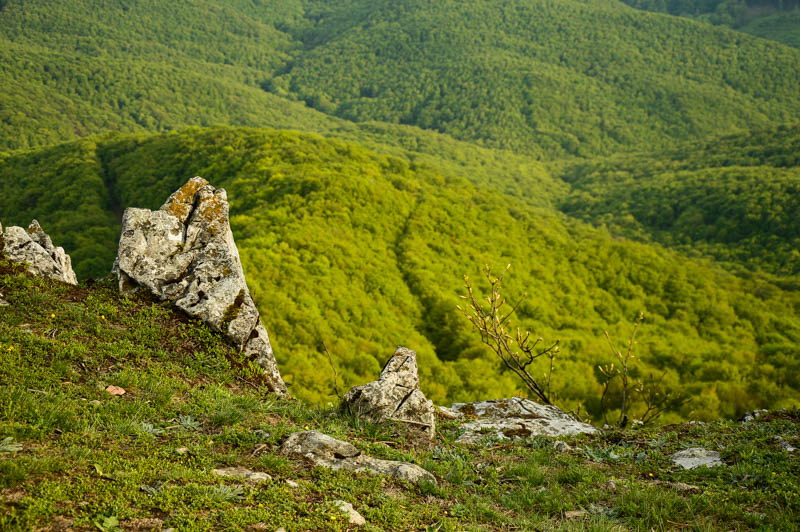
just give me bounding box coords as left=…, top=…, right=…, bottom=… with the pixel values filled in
left=2, top=127, right=798, bottom=422
left=557, top=124, right=800, bottom=275
left=1, top=0, right=800, bottom=157
left=1, top=1, right=798, bottom=423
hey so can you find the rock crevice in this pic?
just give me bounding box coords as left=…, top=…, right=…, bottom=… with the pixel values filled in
left=113, top=177, right=286, bottom=394
left=344, top=347, right=435, bottom=438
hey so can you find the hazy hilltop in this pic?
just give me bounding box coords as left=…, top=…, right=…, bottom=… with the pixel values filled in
left=2, top=0, right=800, bottom=157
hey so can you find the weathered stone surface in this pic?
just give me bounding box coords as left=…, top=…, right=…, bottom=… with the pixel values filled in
left=775, top=436, right=796, bottom=453
left=212, top=466, right=272, bottom=482
left=449, top=397, right=598, bottom=444
left=344, top=347, right=435, bottom=438
left=740, top=409, right=768, bottom=422
left=333, top=500, right=366, bottom=526
left=113, top=177, right=286, bottom=394
left=0, top=220, right=77, bottom=285
left=281, top=430, right=436, bottom=484
left=670, top=447, right=724, bottom=470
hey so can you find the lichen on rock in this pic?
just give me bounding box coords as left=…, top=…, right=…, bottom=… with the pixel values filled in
left=344, top=347, right=435, bottom=438
left=281, top=430, right=436, bottom=484
left=113, top=177, right=286, bottom=394
left=449, top=397, right=598, bottom=444
left=0, top=220, right=77, bottom=285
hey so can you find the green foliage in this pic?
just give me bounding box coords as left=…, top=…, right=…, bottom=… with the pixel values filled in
left=2, top=0, right=800, bottom=157
left=2, top=127, right=799, bottom=421
left=557, top=124, right=800, bottom=275
left=271, top=0, right=800, bottom=157
left=621, top=0, right=800, bottom=48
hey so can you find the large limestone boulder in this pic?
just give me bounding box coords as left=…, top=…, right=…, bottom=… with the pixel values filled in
left=113, top=177, right=286, bottom=394
left=0, top=220, right=77, bottom=285
left=449, top=397, right=598, bottom=444
left=281, top=430, right=436, bottom=484
left=344, top=347, right=435, bottom=438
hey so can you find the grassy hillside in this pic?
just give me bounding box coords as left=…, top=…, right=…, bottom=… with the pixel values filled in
left=1, top=262, right=799, bottom=530
left=556, top=124, right=800, bottom=276
left=2, top=127, right=799, bottom=422
left=2, top=0, right=800, bottom=157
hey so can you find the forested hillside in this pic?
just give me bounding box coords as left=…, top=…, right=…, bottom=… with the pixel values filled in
left=1, top=0, right=799, bottom=425
left=2, top=0, right=800, bottom=157
left=620, top=0, right=800, bottom=47
left=2, top=127, right=799, bottom=423
left=557, top=124, right=800, bottom=275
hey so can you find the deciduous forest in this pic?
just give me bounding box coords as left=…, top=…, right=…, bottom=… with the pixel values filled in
left=1, top=0, right=799, bottom=422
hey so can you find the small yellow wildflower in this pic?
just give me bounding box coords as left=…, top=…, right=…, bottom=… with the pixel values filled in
left=100, top=315, right=105, bottom=320
left=648, top=473, right=654, bottom=477
left=7, top=345, right=13, bottom=352
left=304, top=425, right=310, bottom=430
left=50, top=313, right=55, bottom=318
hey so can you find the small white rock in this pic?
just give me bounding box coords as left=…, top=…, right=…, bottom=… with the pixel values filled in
left=333, top=500, right=365, bottom=526
left=553, top=441, right=572, bottom=453
left=670, top=447, right=724, bottom=470
left=285, top=479, right=299, bottom=488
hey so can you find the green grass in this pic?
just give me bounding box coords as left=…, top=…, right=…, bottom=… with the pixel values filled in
left=1, top=261, right=798, bottom=530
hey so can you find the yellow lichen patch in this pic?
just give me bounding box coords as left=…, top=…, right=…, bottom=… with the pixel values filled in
left=162, top=177, right=209, bottom=220
left=195, top=194, right=228, bottom=235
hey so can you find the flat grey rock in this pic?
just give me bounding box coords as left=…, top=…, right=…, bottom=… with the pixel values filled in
left=0, top=220, right=77, bottom=285
left=670, top=447, right=724, bottom=470
left=333, top=500, right=365, bottom=526
left=113, top=177, right=286, bottom=394
left=211, top=466, right=272, bottom=482
left=344, top=347, right=435, bottom=438
left=450, top=397, right=597, bottom=444
left=281, top=430, right=436, bottom=484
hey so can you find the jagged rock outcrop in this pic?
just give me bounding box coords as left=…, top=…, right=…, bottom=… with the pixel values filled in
left=113, top=177, right=286, bottom=394
left=448, top=397, right=598, bottom=444
left=344, top=347, right=435, bottom=438
left=0, top=220, right=77, bottom=285
left=281, top=430, right=436, bottom=484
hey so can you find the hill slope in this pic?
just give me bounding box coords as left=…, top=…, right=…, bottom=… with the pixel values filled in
left=2, top=0, right=800, bottom=157
left=2, top=127, right=799, bottom=421
left=2, top=264, right=798, bottom=530
left=619, top=0, right=800, bottom=48
left=556, top=124, right=800, bottom=276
